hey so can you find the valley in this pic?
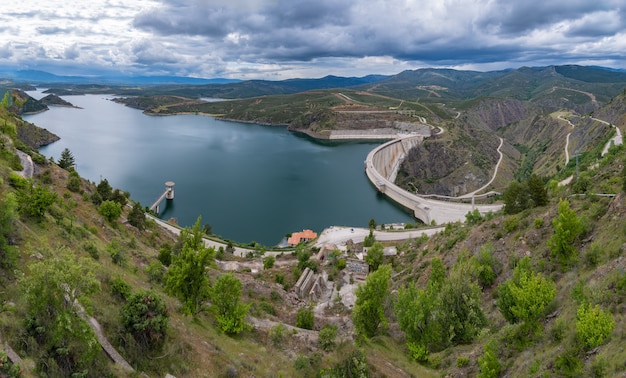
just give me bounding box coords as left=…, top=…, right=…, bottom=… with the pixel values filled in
left=1, top=65, right=626, bottom=377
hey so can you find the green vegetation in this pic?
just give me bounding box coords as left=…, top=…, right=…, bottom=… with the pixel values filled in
left=295, top=306, right=314, bottom=330
left=165, top=217, right=214, bottom=314
left=122, top=290, right=169, bottom=350
left=1, top=71, right=626, bottom=377
left=57, top=147, right=75, bottom=170
left=575, top=303, right=614, bottom=350
left=211, top=273, right=250, bottom=335
left=352, top=264, right=391, bottom=338
left=548, top=199, right=584, bottom=265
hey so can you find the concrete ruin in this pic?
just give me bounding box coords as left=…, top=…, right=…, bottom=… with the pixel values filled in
left=294, top=267, right=326, bottom=301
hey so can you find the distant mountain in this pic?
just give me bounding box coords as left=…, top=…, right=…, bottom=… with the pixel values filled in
left=363, top=65, right=626, bottom=107
left=0, top=69, right=241, bottom=86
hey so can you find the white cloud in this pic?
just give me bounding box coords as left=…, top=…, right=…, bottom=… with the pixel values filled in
left=0, top=0, right=624, bottom=78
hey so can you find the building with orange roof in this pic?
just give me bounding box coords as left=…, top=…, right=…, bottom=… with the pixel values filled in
left=287, top=229, right=318, bottom=246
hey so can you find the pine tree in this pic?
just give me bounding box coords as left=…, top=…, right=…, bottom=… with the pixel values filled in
left=57, top=148, right=76, bottom=170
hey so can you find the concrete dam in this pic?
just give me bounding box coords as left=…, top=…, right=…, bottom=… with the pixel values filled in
left=365, top=135, right=503, bottom=225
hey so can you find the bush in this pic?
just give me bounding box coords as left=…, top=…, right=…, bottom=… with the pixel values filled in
left=98, top=200, right=122, bottom=223
left=110, top=276, right=132, bottom=300
left=0, top=350, right=21, bottom=378
left=319, top=324, right=338, bottom=351
left=503, top=216, right=519, bottom=233
left=457, top=356, right=470, bottom=367
left=534, top=218, right=544, bottom=229
left=269, top=323, right=287, bottom=346
left=122, top=290, right=169, bottom=350
left=478, top=342, right=501, bottom=378
left=576, top=303, right=614, bottom=350
left=107, top=240, right=125, bottom=266
left=146, top=261, right=166, bottom=284
left=263, top=255, right=275, bottom=270
left=296, top=306, right=314, bottom=330
left=67, top=171, right=81, bottom=193
left=555, top=348, right=583, bottom=377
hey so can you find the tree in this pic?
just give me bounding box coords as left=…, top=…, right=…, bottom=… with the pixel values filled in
left=502, top=180, right=530, bottom=214
left=478, top=341, right=502, bottom=378
left=211, top=273, right=250, bottom=334
left=20, top=248, right=101, bottom=376
left=527, top=173, right=548, bottom=207
left=98, top=199, right=122, bottom=222
left=296, top=306, right=314, bottom=330
left=352, top=264, right=392, bottom=338
left=57, top=147, right=75, bottom=170
left=96, top=178, right=113, bottom=201
left=438, top=258, right=486, bottom=345
left=368, top=218, right=377, bottom=229
left=395, top=282, right=441, bottom=361
left=363, top=228, right=376, bottom=247
left=17, top=185, right=57, bottom=220
left=122, top=290, right=169, bottom=350
left=365, top=241, right=384, bottom=271
left=576, top=303, right=614, bottom=350
left=128, top=202, right=146, bottom=230
left=548, top=199, right=584, bottom=264
left=165, top=217, right=214, bottom=314
left=497, top=257, right=555, bottom=331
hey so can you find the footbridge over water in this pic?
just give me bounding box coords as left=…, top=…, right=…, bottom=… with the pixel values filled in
left=365, top=136, right=503, bottom=225
left=149, top=181, right=175, bottom=214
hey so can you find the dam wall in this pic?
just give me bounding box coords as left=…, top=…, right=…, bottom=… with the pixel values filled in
left=365, top=136, right=503, bottom=225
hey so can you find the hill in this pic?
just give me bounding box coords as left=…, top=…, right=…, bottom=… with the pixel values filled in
left=0, top=72, right=626, bottom=377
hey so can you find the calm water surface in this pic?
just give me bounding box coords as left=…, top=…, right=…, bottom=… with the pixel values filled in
left=25, top=93, right=413, bottom=245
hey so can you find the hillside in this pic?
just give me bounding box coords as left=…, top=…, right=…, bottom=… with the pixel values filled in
left=1, top=73, right=626, bottom=378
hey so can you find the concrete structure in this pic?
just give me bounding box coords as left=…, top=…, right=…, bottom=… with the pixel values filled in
left=364, top=136, right=503, bottom=225
left=294, top=267, right=326, bottom=301
left=346, top=258, right=369, bottom=281
left=149, top=181, right=175, bottom=214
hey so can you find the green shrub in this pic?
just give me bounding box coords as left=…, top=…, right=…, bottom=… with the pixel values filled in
left=296, top=306, right=314, bottom=330
left=110, top=276, right=132, bottom=301
left=319, top=324, right=338, bottom=351
left=503, top=216, right=519, bottom=233
left=84, top=242, right=99, bottom=260
left=0, top=350, right=21, bottom=378
left=456, top=356, right=470, bottom=367
left=121, top=290, right=169, bottom=350
left=478, top=342, right=501, bottom=378
left=263, top=255, right=275, bottom=270
left=146, top=261, right=165, bottom=284
left=534, top=218, right=544, bottom=229
left=269, top=323, right=287, bottom=346
left=554, top=348, right=583, bottom=377
left=576, top=303, right=614, bottom=350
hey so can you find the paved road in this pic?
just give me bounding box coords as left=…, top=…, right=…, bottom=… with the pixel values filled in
left=557, top=114, right=575, bottom=164
left=315, top=225, right=444, bottom=247
left=592, top=116, right=623, bottom=156
left=458, top=137, right=503, bottom=199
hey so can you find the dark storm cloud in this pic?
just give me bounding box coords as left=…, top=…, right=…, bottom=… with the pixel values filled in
left=475, top=0, right=614, bottom=35
left=131, top=0, right=623, bottom=69
left=4, top=0, right=625, bottom=79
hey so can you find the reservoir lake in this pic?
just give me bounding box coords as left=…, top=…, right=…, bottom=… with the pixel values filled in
left=25, top=93, right=414, bottom=246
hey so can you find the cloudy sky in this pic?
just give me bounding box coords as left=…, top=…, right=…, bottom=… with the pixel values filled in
left=2, top=0, right=625, bottom=80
